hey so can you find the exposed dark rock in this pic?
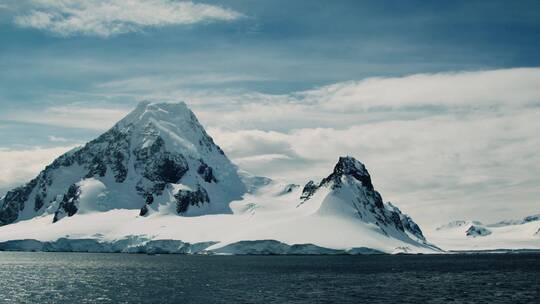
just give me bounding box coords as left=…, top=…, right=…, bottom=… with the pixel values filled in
left=401, top=215, right=425, bottom=241
left=523, top=215, right=540, bottom=223
left=85, top=157, right=107, bottom=178
left=139, top=194, right=154, bottom=216
left=112, top=151, right=128, bottom=182
left=134, top=136, right=189, bottom=184
left=34, top=194, right=44, bottom=211
left=0, top=178, right=38, bottom=226
left=53, top=184, right=80, bottom=223
left=466, top=225, right=492, bottom=237
left=300, top=180, right=318, bottom=201
left=388, top=210, right=405, bottom=232
left=321, top=156, right=373, bottom=190
left=197, top=161, right=217, bottom=183
left=156, top=157, right=188, bottom=183
left=0, top=204, right=19, bottom=227
left=139, top=205, right=149, bottom=216
left=78, top=126, right=132, bottom=183
left=174, top=185, right=210, bottom=214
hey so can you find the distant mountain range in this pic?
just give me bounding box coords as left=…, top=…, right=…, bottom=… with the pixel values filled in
left=431, top=215, right=540, bottom=251
left=0, top=102, right=537, bottom=254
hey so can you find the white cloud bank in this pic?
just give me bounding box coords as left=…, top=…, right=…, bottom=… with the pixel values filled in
left=13, top=0, right=242, bottom=37
left=302, top=68, right=540, bottom=110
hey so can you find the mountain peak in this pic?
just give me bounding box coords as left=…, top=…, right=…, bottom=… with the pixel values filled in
left=0, top=101, right=245, bottom=226
left=322, top=156, right=373, bottom=190
left=118, top=101, right=195, bottom=128
left=136, top=100, right=189, bottom=112
left=298, top=155, right=431, bottom=246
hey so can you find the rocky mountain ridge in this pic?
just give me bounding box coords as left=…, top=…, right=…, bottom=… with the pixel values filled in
left=0, top=101, right=438, bottom=254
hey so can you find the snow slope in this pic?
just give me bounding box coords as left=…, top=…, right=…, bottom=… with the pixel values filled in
left=0, top=102, right=439, bottom=254
left=431, top=216, right=540, bottom=251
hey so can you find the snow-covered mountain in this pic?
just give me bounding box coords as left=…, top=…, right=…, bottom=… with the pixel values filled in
left=295, top=156, right=429, bottom=247
left=431, top=215, right=540, bottom=251
left=0, top=101, right=246, bottom=226
left=0, top=101, right=438, bottom=254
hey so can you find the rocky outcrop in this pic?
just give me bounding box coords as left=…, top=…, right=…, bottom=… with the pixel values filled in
left=300, top=181, right=318, bottom=201
left=197, top=161, right=217, bottom=183
left=321, top=156, right=374, bottom=190
left=174, top=186, right=210, bottom=214
left=466, top=225, right=492, bottom=237
left=0, top=180, right=37, bottom=225
left=53, top=184, right=81, bottom=223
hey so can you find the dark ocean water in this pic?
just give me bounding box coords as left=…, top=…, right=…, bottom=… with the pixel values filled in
left=0, top=252, right=539, bottom=304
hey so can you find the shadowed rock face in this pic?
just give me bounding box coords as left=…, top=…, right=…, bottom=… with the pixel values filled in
left=134, top=135, right=189, bottom=184
left=523, top=215, right=540, bottom=223
left=466, top=225, right=492, bottom=237
left=321, top=156, right=374, bottom=190
left=174, top=186, right=210, bottom=214
left=197, top=162, right=217, bottom=183
left=0, top=180, right=37, bottom=225
left=300, top=181, right=318, bottom=201
left=53, top=184, right=81, bottom=223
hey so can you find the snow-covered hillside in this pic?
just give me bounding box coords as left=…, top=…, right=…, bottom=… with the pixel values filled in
left=431, top=215, right=540, bottom=251
left=0, top=101, right=439, bottom=254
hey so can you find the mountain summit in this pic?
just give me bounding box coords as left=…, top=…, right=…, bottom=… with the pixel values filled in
left=296, top=156, right=430, bottom=248
left=0, top=102, right=245, bottom=226
left=0, top=102, right=438, bottom=254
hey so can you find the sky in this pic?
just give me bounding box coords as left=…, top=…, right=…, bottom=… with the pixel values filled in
left=1, top=0, right=540, bottom=229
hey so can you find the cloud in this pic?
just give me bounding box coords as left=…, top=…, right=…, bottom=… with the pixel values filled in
left=84, top=68, right=540, bottom=130
left=13, top=0, right=242, bottom=37
left=301, top=68, right=540, bottom=110
left=47, top=135, right=69, bottom=142
left=96, top=74, right=267, bottom=92
left=0, top=146, right=77, bottom=196
left=2, top=106, right=129, bottom=130
left=12, top=67, right=532, bottom=133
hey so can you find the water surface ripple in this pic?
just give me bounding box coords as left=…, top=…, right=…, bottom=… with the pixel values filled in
left=0, top=252, right=538, bottom=303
